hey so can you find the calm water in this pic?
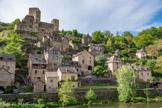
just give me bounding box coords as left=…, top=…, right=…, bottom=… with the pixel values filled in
left=65, top=102, right=162, bottom=108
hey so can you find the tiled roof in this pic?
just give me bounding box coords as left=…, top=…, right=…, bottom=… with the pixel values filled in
left=73, top=50, right=94, bottom=57
left=133, top=66, right=150, bottom=71
left=0, top=53, right=16, bottom=62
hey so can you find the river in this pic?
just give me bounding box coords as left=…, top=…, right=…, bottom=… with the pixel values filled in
left=65, top=102, right=162, bottom=108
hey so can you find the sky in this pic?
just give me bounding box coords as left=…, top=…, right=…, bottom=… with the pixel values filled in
left=0, top=0, right=162, bottom=35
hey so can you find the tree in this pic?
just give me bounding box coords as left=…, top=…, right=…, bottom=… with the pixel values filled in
left=116, top=66, right=137, bottom=102
left=85, top=89, right=97, bottom=104
left=122, top=31, right=133, bottom=38
left=156, top=56, right=162, bottom=74
left=121, top=50, right=128, bottom=57
left=58, top=80, right=77, bottom=106
left=95, top=55, right=107, bottom=66
left=93, top=66, right=106, bottom=77
left=10, top=19, right=20, bottom=29
left=92, top=31, right=105, bottom=43
left=103, top=30, right=113, bottom=42
left=72, top=29, right=78, bottom=37
left=106, top=38, right=113, bottom=48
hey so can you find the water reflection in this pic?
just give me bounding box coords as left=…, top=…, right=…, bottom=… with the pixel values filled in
left=65, top=102, right=162, bottom=108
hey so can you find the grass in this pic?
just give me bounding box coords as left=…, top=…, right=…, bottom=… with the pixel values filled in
left=79, top=85, right=117, bottom=89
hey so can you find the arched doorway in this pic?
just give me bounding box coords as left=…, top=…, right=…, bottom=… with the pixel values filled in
left=88, top=66, right=92, bottom=70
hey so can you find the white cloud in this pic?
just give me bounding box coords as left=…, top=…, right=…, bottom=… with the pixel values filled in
left=0, top=0, right=162, bottom=35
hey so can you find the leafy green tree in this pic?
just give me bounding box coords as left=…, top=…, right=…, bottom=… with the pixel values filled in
left=156, top=56, right=162, bottom=74
left=122, top=31, right=133, bottom=38
left=133, top=34, right=154, bottom=48
left=103, top=30, right=113, bottom=42
left=95, top=55, right=107, bottom=66
left=93, top=65, right=106, bottom=77
left=72, top=29, right=78, bottom=37
left=121, top=50, right=128, bottom=57
left=92, top=31, right=105, bottom=43
left=145, top=60, right=156, bottom=74
left=85, top=89, right=97, bottom=104
left=116, top=66, right=137, bottom=102
left=10, top=19, right=20, bottom=29
left=106, top=38, right=113, bottom=48
left=58, top=80, right=77, bottom=106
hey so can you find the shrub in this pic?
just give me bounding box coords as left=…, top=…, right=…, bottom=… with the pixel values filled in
left=6, top=86, right=12, bottom=94
left=18, top=99, right=23, bottom=104
left=85, top=89, right=97, bottom=104
left=38, top=99, right=44, bottom=105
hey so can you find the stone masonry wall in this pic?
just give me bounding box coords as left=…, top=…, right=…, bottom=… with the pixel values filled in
left=0, top=88, right=161, bottom=103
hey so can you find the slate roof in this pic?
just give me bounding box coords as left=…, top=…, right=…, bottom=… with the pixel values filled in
left=73, top=50, right=94, bottom=57
left=46, top=72, right=58, bottom=77
left=133, top=66, right=150, bottom=71
left=107, top=56, right=121, bottom=62
left=59, top=67, right=77, bottom=73
left=30, top=54, right=47, bottom=64
left=62, top=60, right=81, bottom=67
left=0, top=53, right=16, bottom=62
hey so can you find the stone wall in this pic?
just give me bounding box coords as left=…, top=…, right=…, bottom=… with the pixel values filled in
left=81, top=78, right=116, bottom=86
left=0, top=88, right=161, bottom=103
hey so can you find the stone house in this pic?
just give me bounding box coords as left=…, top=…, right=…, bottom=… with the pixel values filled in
left=44, top=47, right=63, bottom=71
left=133, top=66, right=152, bottom=82
left=81, top=34, right=92, bottom=46
left=14, top=8, right=59, bottom=40
left=136, top=49, right=146, bottom=59
left=107, top=56, right=122, bottom=77
left=33, top=79, right=45, bottom=93
left=114, top=49, right=120, bottom=58
left=88, top=43, right=104, bottom=56
left=57, top=67, right=81, bottom=88
left=69, top=42, right=80, bottom=50
left=0, top=53, right=16, bottom=88
left=72, top=50, right=94, bottom=76
left=28, top=54, right=47, bottom=84
left=45, top=72, right=58, bottom=92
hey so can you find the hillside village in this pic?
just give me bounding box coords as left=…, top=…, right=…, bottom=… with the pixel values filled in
left=0, top=8, right=162, bottom=93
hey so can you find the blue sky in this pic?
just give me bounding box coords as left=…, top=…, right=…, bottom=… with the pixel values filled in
left=0, top=0, right=162, bottom=36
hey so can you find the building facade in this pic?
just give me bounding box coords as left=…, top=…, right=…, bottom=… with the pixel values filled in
left=88, top=43, right=104, bottom=56
left=136, top=49, right=147, bottom=59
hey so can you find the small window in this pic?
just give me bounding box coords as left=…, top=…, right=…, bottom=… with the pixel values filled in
left=0, top=57, right=3, bottom=60
left=147, top=73, right=149, bottom=75
left=82, top=60, right=84, bottom=64
left=42, top=70, right=45, bottom=74
left=30, top=19, right=32, bottom=23
left=54, top=62, right=57, bottom=66
left=37, top=77, right=40, bottom=80
left=29, top=25, right=32, bottom=28
left=71, top=76, right=75, bottom=80
left=51, top=79, right=53, bottom=83
left=141, top=73, right=143, bottom=75
left=34, top=64, right=38, bottom=68
left=8, top=58, right=12, bottom=60
left=7, top=66, right=10, bottom=70
left=35, top=70, right=37, bottom=74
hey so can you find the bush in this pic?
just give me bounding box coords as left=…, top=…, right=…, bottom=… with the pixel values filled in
left=18, top=99, right=23, bottom=104
left=6, top=86, right=12, bottom=94
left=38, top=99, right=44, bottom=105
left=85, top=89, right=97, bottom=104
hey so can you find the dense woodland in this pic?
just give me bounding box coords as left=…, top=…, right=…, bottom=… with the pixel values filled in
left=0, top=19, right=162, bottom=79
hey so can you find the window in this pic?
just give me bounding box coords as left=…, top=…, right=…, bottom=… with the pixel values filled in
left=141, top=73, right=143, bottom=76
left=0, top=57, right=3, bottom=60
left=35, top=70, right=37, bottom=74
left=90, top=57, right=91, bottom=59
left=29, top=25, right=32, bottom=28
left=54, top=62, right=57, bottom=66
left=37, top=77, right=40, bottom=80
left=51, top=79, right=53, bottom=83
left=30, top=19, right=32, bottom=23
left=90, top=60, right=91, bottom=64
left=34, top=64, right=38, bottom=68
left=71, top=76, right=75, bottom=80
left=147, top=73, right=149, bottom=75
left=82, top=60, right=84, bottom=64
left=42, top=70, right=45, bottom=74
left=8, top=58, right=12, bottom=60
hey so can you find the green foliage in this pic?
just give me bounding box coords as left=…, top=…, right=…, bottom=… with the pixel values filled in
left=6, top=86, right=12, bottom=94
left=29, top=32, right=38, bottom=35
left=35, top=49, right=41, bottom=54
left=93, top=65, right=106, bottom=77
left=18, top=99, right=23, bottom=104
left=70, top=39, right=81, bottom=43
left=72, top=29, right=78, bottom=37
left=59, top=29, right=84, bottom=38
left=116, top=66, right=137, bottom=102
left=121, top=50, right=128, bottom=57
left=92, top=31, right=105, bottom=44
left=80, top=46, right=90, bottom=50
left=122, top=31, right=133, bottom=38
left=63, top=56, right=72, bottom=61
left=85, top=89, right=97, bottom=104
left=9, top=19, right=20, bottom=29
left=95, top=55, right=107, bottom=66
left=144, top=89, right=151, bottom=101
left=58, top=80, right=77, bottom=106
left=156, top=55, right=162, bottom=75
left=38, top=99, right=44, bottom=105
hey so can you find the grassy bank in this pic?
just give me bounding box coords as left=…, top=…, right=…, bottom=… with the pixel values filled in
left=79, top=85, right=117, bottom=89
left=1, top=96, right=162, bottom=108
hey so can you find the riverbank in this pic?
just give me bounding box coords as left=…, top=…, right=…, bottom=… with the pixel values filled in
left=0, top=96, right=162, bottom=108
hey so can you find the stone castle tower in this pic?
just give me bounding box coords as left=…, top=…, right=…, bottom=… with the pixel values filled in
left=29, top=8, right=41, bottom=24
